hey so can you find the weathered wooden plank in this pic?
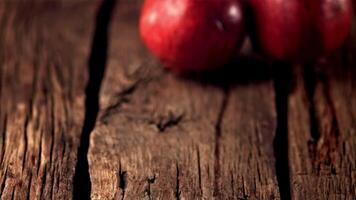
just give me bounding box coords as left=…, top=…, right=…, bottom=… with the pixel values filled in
left=217, top=82, right=280, bottom=200
left=0, top=2, right=97, bottom=199
left=288, top=56, right=356, bottom=199
left=88, top=1, right=280, bottom=199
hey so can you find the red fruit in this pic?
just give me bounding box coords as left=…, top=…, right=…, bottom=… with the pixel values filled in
left=250, top=0, right=352, bottom=62
left=139, top=0, right=245, bottom=73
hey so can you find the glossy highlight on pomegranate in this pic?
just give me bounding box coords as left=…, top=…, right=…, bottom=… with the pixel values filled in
left=139, top=0, right=245, bottom=73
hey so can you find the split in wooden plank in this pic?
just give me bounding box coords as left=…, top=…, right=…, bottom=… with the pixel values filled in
left=0, top=2, right=97, bottom=199
left=88, top=1, right=280, bottom=199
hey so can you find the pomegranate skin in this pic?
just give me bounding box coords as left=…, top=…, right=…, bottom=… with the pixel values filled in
left=317, top=0, right=353, bottom=53
left=139, top=0, right=245, bottom=73
left=250, top=0, right=352, bottom=62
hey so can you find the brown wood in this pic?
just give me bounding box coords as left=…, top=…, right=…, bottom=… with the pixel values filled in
left=288, top=56, right=356, bottom=199
left=0, top=2, right=97, bottom=199
left=88, top=2, right=280, bottom=199
left=0, top=0, right=355, bottom=199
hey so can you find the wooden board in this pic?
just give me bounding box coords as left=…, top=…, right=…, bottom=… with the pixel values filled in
left=88, top=1, right=280, bottom=199
left=288, top=57, right=356, bottom=199
left=0, top=2, right=97, bottom=199
left=0, top=0, right=354, bottom=199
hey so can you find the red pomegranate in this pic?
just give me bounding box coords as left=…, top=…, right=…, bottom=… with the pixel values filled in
left=249, top=0, right=352, bottom=62
left=139, top=0, right=245, bottom=73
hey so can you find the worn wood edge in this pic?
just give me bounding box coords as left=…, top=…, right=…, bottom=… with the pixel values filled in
left=0, top=2, right=97, bottom=199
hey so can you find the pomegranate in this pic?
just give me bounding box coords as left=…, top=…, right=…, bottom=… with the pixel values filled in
left=139, top=0, right=245, bottom=73
left=249, top=0, right=352, bottom=62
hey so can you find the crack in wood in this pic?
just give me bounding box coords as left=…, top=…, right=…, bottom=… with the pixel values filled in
left=36, top=130, right=43, bottom=176
left=117, top=161, right=127, bottom=200
left=39, top=165, right=47, bottom=199
left=72, top=0, right=117, bottom=199
left=26, top=171, right=32, bottom=200
left=22, top=104, right=30, bottom=174
left=230, top=169, right=234, bottom=197
left=0, top=113, right=7, bottom=166
left=213, top=88, right=230, bottom=197
left=155, top=112, right=184, bottom=133
left=303, top=63, right=340, bottom=173
left=101, top=80, right=142, bottom=122
left=10, top=187, right=15, bottom=200
left=0, top=166, right=8, bottom=196
left=304, top=63, right=320, bottom=143
left=273, top=62, right=292, bottom=200
left=256, top=162, right=262, bottom=183
left=196, top=146, right=202, bottom=196
left=49, top=164, right=55, bottom=199
left=49, top=92, right=55, bottom=171
left=52, top=166, right=60, bottom=193
left=175, top=162, right=180, bottom=200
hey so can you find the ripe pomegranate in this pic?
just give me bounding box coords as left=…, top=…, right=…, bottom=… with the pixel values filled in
left=139, top=0, right=245, bottom=73
left=249, top=0, right=353, bottom=62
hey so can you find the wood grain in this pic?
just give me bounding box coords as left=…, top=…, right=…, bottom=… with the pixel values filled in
left=88, top=2, right=280, bottom=199
left=0, top=0, right=354, bottom=199
left=0, top=2, right=96, bottom=199
left=288, top=57, right=356, bottom=199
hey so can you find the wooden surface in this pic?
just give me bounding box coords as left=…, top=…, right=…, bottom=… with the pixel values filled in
left=0, top=1, right=97, bottom=199
left=0, top=0, right=355, bottom=200
left=88, top=1, right=356, bottom=200
left=288, top=58, right=356, bottom=199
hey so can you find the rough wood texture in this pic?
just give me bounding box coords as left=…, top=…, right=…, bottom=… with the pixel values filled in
left=286, top=10, right=356, bottom=198
left=0, top=0, right=355, bottom=199
left=288, top=56, right=356, bottom=199
left=88, top=2, right=280, bottom=199
left=0, top=2, right=96, bottom=199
